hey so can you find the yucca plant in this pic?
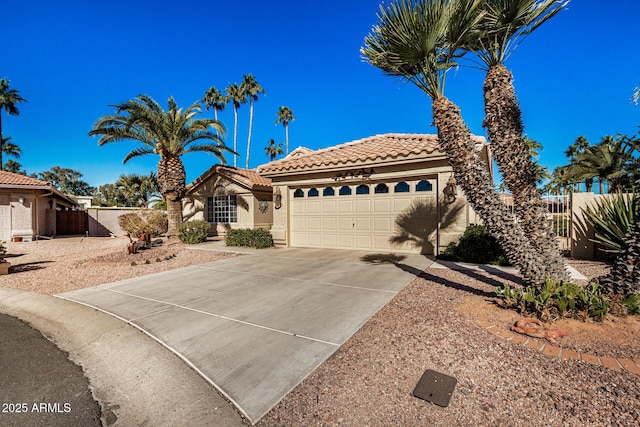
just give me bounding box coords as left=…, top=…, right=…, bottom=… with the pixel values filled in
left=581, top=190, right=638, bottom=254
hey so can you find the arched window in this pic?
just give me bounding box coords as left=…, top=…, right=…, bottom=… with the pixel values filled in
left=394, top=181, right=410, bottom=193
left=323, top=187, right=335, bottom=196
left=339, top=186, right=352, bottom=196
left=374, top=183, right=389, bottom=194
left=293, top=188, right=304, bottom=198
left=416, top=180, right=433, bottom=192
left=356, top=184, right=370, bottom=195
left=308, top=188, right=319, bottom=197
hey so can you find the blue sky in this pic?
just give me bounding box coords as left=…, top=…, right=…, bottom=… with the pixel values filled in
left=3, top=0, right=639, bottom=188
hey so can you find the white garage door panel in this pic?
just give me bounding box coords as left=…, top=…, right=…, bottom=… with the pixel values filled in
left=307, top=217, right=321, bottom=231
left=373, top=199, right=391, bottom=213
left=355, top=200, right=370, bottom=213
left=322, top=200, right=336, bottom=214
left=338, top=218, right=353, bottom=231
left=322, top=234, right=338, bottom=247
left=290, top=182, right=437, bottom=254
left=374, top=217, right=392, bottom=232
left=307, top=201, right=321, bottom=214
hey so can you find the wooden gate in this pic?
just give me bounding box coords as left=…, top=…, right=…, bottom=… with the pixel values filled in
left=56, top=210, right=88, bottom=235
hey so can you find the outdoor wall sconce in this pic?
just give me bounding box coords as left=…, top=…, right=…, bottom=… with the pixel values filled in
left=18, top=197, right=25, bottom=204
left=273, top=188, right=282, bottom=210
left=443, top=176, right=458, bottom=203
left=259, top=200, right=269, bottom=214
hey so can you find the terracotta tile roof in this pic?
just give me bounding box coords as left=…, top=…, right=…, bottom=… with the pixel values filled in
left=257, top=133, right=478, bottom=174
left=0, top=170, right=52, bottom=187
left=187, top=165, right=272, bottom=192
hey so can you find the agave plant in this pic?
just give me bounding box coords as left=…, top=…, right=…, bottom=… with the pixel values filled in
left=581, top=190, right=638, bottom=254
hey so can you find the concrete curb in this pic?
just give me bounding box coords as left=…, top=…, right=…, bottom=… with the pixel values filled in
left=0, top=287, right=247, bottom=427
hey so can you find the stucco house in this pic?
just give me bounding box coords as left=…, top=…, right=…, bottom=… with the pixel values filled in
left=0, top=171, right=78, bottom=241
left=256, top=133, right=490, bottom=255
left=183, top=165, right=273, bottom=237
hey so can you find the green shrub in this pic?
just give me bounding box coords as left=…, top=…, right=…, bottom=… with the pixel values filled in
left=438, top=225, right=509, bottom=266
left=226, top=228, right=273, bottom=249
left=622, top=293, right=640, bottom=315
left=582, top=190, right=638, bottom=254
left=496, top=280, right=610, bottom=321
left=178, top=220, right=210, bottom=244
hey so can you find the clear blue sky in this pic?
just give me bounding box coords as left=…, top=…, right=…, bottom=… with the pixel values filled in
left=3, top=0, right=639, bottom=188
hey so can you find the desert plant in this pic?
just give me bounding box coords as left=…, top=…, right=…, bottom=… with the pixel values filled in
left=118, top=210, right=168, bottom=237
left=177, top=220, right=210, bottom=244
left=0, top=241, right=6, bottom=263
left=496, top=280, right=609, bottom=321
left=438, top=225, right=509, bottom=265
left=226, top=228, right=273, bottom=249
left=622, top=293, right=640, bottom=315
left=594, top=221, right=640, bottom=296
left=582, top=190, right=638, bottom=254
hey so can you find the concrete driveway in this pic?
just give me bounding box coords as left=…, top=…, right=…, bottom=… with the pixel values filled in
left=58, top=245, right=432, bottom=424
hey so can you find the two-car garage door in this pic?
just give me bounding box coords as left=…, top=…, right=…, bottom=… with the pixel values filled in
left=290, top=180, right=438, bottom=254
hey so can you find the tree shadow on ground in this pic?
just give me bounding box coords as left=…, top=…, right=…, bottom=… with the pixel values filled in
left=360, top=253, right=516, bottom=299
left=9, top=261, right=52, bottom=273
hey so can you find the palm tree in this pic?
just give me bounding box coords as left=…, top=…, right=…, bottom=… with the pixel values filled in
left=465, top=0, right=570, bottom=282
left=226, top=83, right=246, bottom=168
left=275, top=106, right=295, bottom=155
left=0, top=79, right=27, bottom=169
left=264, top=139, right=284, bottom=161
left=242, top=74, right=265, bottom=169
left=362, top=0, right=549, bottom=286
left=3, top=159, right=24, bottom=174
left=115, top=172, right=160, bottom=207
left=89, top=94, right=232, bottom=234
left=564, top=136, right=592, bottom=191
left=1, top=136, right=22, bottom=166
left=567, top=136, right=633, bottom=194
left=202, top=86, right=228, bottom=122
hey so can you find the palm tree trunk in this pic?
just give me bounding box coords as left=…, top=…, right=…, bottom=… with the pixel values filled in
left=483, top=64, right=569, bottom=283
left=233, top=106, right=238, bottom=168
left=157, top=155, right=186, bottom=235
left=246, top=100, right=254, bottom=169
left=285, top=123, right=289, bottom=155
left=432, top=96, right=545, bottom=287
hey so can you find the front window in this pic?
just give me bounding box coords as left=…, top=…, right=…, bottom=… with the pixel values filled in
left=207, top=195, right=238, bottom=223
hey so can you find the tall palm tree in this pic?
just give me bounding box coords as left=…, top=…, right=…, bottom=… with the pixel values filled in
left=275, top=106, right=295, bottom=154
left=564, top=136, right=592, bottom=191
left=466, top=0, right=570, bottom=282
left=362, top=0, right=548, bottom=286
left=89, top=94, right=231, bottom=234
left=3, top=159, right=24, bottom=174
left=0, top=79, right=27, bottom=169
left=202, top=86, right=228, bottom=122
left=264, top=139, right=284, bottom=161
left=1, top=136, right=22, bottom=167
left=242, top=74, right=265, bottom=169
left=568, top=136, right=633, bottom=194
left=226, top=83, right=246, bottom=168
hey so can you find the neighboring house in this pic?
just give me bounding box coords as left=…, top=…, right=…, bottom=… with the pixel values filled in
left=183, top=165, right=273, bottom=237
left=0, top=171, right=78, bottom=241
left=257, top=133, right=490, bottom=255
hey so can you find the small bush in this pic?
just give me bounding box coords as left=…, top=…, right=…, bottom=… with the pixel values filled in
left=118, top=210, right=168, bottom=237
left=226, top=228, right=273, bottom=249
left=178, top=220, right=210, bottom=244
left=438, top=225, right=509, bottom=266
left=496, top=280, right=610, bottom=321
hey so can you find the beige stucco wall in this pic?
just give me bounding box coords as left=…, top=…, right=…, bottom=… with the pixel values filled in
left=570, top=192, right=626, bottom=260
left=0, top=189, right=61, bottom=241
left=87, top=207, right=142, bottom=237
left=183, top=175, right=273, bottom=236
